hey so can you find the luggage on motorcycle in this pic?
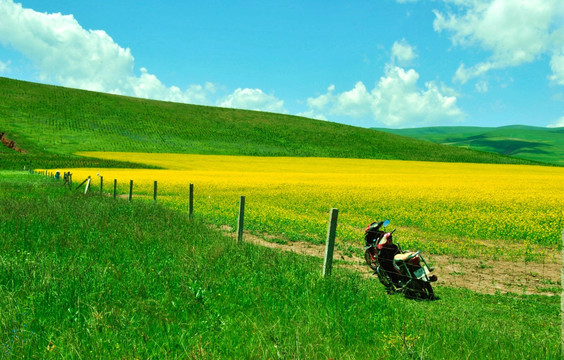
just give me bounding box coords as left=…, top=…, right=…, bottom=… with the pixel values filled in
left=364, top=219, right=389, bottom=245
left=365, top=219, right=389, bottom=234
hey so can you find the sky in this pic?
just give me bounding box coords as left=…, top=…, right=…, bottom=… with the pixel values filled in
left=1, top=0, right=564, bottom=129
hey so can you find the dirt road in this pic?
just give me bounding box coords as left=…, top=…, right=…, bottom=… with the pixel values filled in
left=217, top=225, right=561, bottom=296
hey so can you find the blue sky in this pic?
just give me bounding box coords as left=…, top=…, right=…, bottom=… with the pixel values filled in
left=1, top=0, right=564, bottom=128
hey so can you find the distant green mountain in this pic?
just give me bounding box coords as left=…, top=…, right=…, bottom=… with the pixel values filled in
left=0, top=77, right=540, bottom=169
left=377, top=125, right=564, bottom=165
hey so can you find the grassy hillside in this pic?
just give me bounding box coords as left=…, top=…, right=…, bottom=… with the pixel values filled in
left=378, top=125, right=564, bottom=165
left=0, top=77, right=538, bottom=169
left=0, top=172, right=559, bottom=358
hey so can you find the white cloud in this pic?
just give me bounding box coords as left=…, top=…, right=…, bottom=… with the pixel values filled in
left=475, top=80, right=488, bottom=93
left=453, top=61, right=496, bottom=84
left=0, top=0, right=133, bottom=91
left=302, top=40, right=463, bottom=127
left=391, top=39, right=417, bottom=66
left=306, top=64, right=464, bottom=127
left=306, top=84, right=335, bottom=110
left=296, top=110, right=327, bottom=121
left=549, top=52, right=564, bottom=85
left=0, top=0, right=214, bottom=104
left=547, top=116, right=564, bottom=128
left=0, top=59, right=8, bottom=73
left=0, top=0, right=290, bottom=114
left=434, top=0, right=564, bottom=84
left=218, top=88, right=288, bottom=114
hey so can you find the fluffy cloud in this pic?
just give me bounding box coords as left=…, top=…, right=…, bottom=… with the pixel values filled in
left=132, top=68, right=217, bottom=104
left=547, top=116, right=564, bottom=128
left=391, top=39, right=417, bottom=66
left=306, top=64, right=464, bottom=127
left=0, top=0, right=132, bottom=91
left=549, top=53, right=564, bottom=85
left=295, top=110, right=327, bottom=121
left=433, top=0, right=564, bottom=84
left=0, top=0, right=214, bottom=104
left=218, top=88, right=288, bottom=114
left=0, top=0, right=291, bottom=114
left=0, top=59, right=8, bottom=73
left=302, top=39, right=463, bottom=127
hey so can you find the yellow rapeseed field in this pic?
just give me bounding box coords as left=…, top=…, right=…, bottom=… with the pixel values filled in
left=60, top=152, right=564, bottom=260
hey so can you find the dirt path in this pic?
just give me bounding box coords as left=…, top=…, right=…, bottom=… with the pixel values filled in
left=215, top=225, right=561, bottom=296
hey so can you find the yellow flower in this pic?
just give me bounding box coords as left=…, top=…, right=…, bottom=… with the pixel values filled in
left=56, top=152, right=564, bottom=259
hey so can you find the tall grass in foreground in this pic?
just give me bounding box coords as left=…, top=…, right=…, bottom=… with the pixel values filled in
left=0, top=172, right=559, bottom=359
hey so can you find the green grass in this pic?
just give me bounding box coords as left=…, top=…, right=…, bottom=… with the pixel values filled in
left=378, top=125, right=564, bottom=165
left=0, top=172, right=559, bottom=359
left=0, top=76, right=539, bottom=170
left=0, top=152, right=162, bottom=171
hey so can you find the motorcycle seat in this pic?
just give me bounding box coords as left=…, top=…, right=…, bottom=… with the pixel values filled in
left=394, top=250, right=421, bottom=263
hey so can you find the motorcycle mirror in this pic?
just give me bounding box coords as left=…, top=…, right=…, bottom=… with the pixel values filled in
left=383, top=219, right=390, bottom=227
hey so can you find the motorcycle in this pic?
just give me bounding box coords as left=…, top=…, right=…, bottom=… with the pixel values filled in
left=364, top=220, right=437, bottom=300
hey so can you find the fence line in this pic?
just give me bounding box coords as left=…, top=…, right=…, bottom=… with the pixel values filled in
left=31, top=170, right=562, bottom=296
left=24, top=170, right=564, bottom=301
left=55, top=172, right=339, bottom=276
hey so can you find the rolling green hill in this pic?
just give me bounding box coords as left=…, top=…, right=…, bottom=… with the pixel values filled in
left=377, top=125, right=564, bottom=165
left=0, top=77, right=539, bottom=169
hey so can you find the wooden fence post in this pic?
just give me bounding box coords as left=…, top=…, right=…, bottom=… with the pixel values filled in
left=128, top=180, right=133, bottom=202
left=237, top=196, right=245, bottom=243
left=100, top=176, right=103, bottom=194
left=153, top=180, right=158, bottom=202
left=189, top=183, right=194, bottom=216
left=323, top=208, right=339, bottom=278
left=84, top=176, right=91, bottom=195
left=113, top=179, right=117, bottom=199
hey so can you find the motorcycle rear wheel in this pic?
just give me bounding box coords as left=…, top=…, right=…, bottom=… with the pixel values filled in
left=417, top=280, right=435, bottom=300
left=406, top=280, right=435, bottom=300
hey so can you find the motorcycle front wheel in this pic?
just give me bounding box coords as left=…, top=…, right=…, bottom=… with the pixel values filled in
left=364, top=248, right=378, bottom=271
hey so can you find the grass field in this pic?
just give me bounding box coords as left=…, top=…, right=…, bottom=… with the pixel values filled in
left=0, top=172, right=560, bottom=359
left=51, top=152, right=564, bottom=261
left=378, top=125, right=564, bottom=165
left=0, top=76, right=539, bottom=170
